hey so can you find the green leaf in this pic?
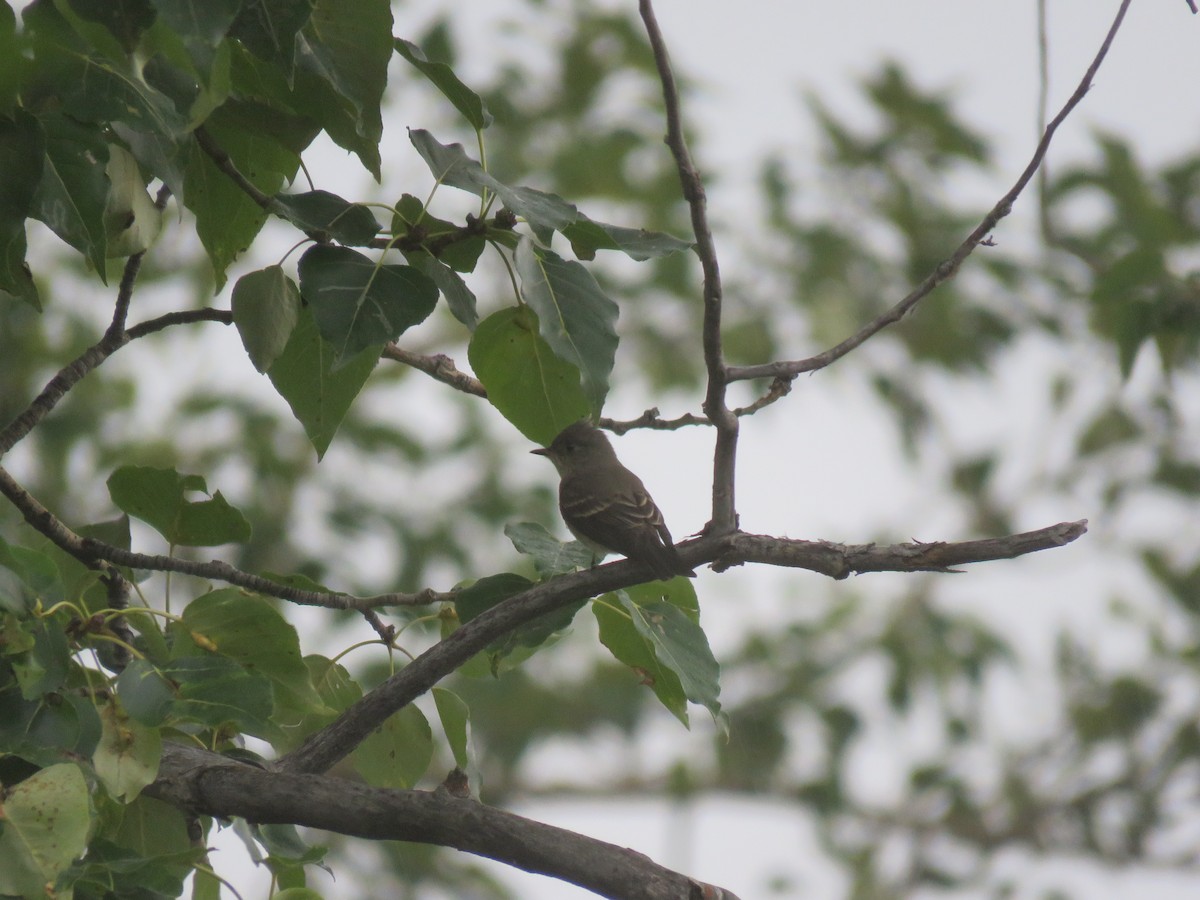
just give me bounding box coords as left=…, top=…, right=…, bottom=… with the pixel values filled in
left=622, top=591, right=722, bottom=725
left=0, top=109, right=44, bottom=308
left=9, top=616, right=71, bottom=699
left=2, top=688, right=102, bottom=766
left=232, top=265, right=302, bottom=372
left=595, top=585, right=723, bottom=728
left=31, top=113, right=110, bottom=276
left=266, top=305, right=380, bottom=459
left=515, top=237, right=619, bottom=414
left=594, top=593, right=686, bottom=725
left=0, top=535, right=64, bottom=610
left=273, top=189, right=380, bottom=245
left=563, top=215, right=694, bottom=262
left=230, top=0, right=315, bottom=84
left=354, top=704, right=433, bottom=789
left=0, top=763, right=91, bottom=896
left=407, top=128, right=578, bottom=232
left=181, top=103, right=302, bottom=289
left=23, top=1, right=188, bottom=137
left=298, top=244, right=439, bottom=363
left=149, top=0, right=241, bottom=53
left=394, top=38, right=492, bottom=131
left=0, top=3, right=23, bottom=115
left=106, top=465, right=252, bottom=547
left=295, top=0, right=391, bottom=179
left=455, top=573, right=584, bottom=670
left=115, top=659, right=175, bottom=726
left=145, top=655, right=276, bottom=736
left=92, top=698, right=162, bottom=801
left=504, top=521, right=594, bottom=578
left=432, top=686, right=471, bottom=770
left=410, top=250, right=477, bottom=329
left=175, top=588, right=326, bottom=727
left=454, top=573, right=535, bottom=626
left=467, top=306, right=591, bottom=444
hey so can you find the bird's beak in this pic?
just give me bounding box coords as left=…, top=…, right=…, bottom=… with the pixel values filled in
left=531, top=447, right=549, bottom=457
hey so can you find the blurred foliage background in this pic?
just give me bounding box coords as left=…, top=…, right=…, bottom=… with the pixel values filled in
left=3, top=1, right=1200, bottom=897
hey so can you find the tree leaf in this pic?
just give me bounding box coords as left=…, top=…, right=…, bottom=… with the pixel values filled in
left=408, top=128, right=578, bottom=232
left=0, top=763, right=91, bottom=895
left=563, top=215, right=694, bottom=262
left=176, top=589, right=327, bottom=727
left=467, top=306, right=591, bottom=444
left=298, top=244, right=439, bottom=363
left=294, top=0, right=391, bottom=179
left=394, top=38, right=492, bottom=131
left=622, top=591, right=723, bottom=726
left=594, top=593, right=687, bottom=725
left=232, top=265, right=302, bottom=373
left=181, top=102, right=302, bottom=289
left=0, top=109, right=44, bottom=309
left=595, top=585, right=723, bottom=729
left=432, top=686, right=471, bottom=770
left=266, top=305, right=380, bottom=459
left=229, top=0, right=315, bottom=84
left=410, top=251, right=478, bottom=329
left=273, top=189, right=380, bottom=245
left=106, top=466, right=252, bottom=547
left=353, top=705, right=433, bottom=789
left=515, top=237, right=618, bottom=414
left=31, top=113, right=110, bottom=277
left=504, top=521, right=594, bottom=578
left=22, top=0, right=188, bottom=138
left=92, top=699, right=162, bottom=801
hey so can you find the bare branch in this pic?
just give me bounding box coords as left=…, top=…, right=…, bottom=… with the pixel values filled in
left=279, top=519, right=1086, bottom=776
left=726, top=0, right=1134, bottom=384
left=0, top=465, right=453, bottom=611
left=713, top=520, right=1089, bottom=577
left=0, top=309, right=232, bottom=458
left=382, top=344, right=486, bottom=397
left=639, top=0, right=739, bottom=535
left=149, top=744, right=740, bottom=900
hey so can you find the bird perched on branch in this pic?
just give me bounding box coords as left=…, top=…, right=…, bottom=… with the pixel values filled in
left=533, top=421, right=696, bottom=580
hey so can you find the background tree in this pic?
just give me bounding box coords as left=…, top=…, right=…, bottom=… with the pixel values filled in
left=1, top=0, right=1198, bottom=898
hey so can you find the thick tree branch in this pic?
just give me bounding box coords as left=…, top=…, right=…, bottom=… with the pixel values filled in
left=280, top=519, right=1086, bottom=776
left=148, top=744, right=738, bottom=900
left=640, top=0, right=738, bottom=535
left=726, top=0, right=1134, bottom=384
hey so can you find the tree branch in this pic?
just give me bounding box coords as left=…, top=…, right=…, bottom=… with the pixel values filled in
left=0, top=465, right=453, bottom=611
left=148, top=744, right=739, bottom=900
left=725, top=0, right=1134, bottom=384
left=193, top=126, right=273, bottom=211
left=381, top=344, right=486, bottom=397
left=639, top=0, right=739, bottom=536
left=279, top=519, right=1087, bottom=776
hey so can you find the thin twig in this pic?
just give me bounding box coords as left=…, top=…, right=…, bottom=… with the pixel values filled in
left=639, top=0, right=738, bottom=535
left=726, top=0, right=1134, bottom=383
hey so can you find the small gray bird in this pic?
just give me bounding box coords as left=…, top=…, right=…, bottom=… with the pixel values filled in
left=532, top=421, right=696, bottom=580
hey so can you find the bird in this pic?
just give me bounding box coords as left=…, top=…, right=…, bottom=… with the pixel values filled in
left=532, top=421, right=696, bottom=580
